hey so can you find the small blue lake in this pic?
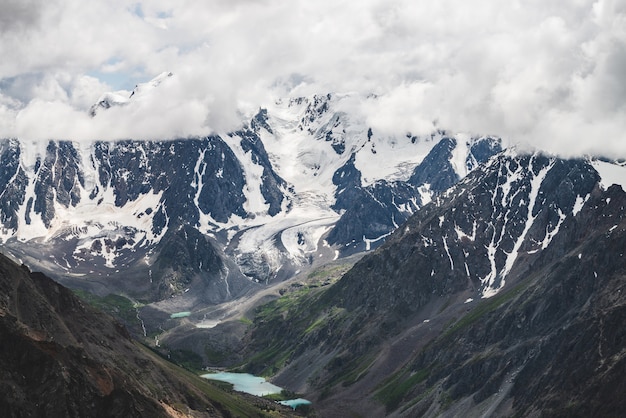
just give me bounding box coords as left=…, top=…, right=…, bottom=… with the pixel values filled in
left=279, top=398, right=312, bottom=409
left=200, top=372, right=282, bottom=396
left=200, top=372, right=311, bottom=409
left=170, top=311, right=191, bottom=319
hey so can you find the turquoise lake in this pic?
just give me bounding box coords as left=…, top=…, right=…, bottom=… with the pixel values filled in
left=200, top=372, right=282, bottom=396
left=278, top=398, right=312, bottom=409
left=200, top=372, right=311, bottom=409
left=170, top=311, right=191, bottom=318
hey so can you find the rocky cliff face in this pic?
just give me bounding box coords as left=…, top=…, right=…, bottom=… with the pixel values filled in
left=0, top=252, right=294, bottom=417
left=391, top=182, right=626, bottom=417
left=328, top=135, right=502, bottom=255
left=241, top=152, right=626, bottom=417
left=330, top=153, right=599, bottom=311
left=0, top=136, right=263, bottom=304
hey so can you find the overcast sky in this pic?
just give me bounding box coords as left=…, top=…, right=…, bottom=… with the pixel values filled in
left=0, top=0, right=625, bottom=157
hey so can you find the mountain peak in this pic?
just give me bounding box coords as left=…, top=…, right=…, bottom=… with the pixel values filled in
left=89, top=71, right=174, bottom=117
left=129, top=71, right=173, bottom=99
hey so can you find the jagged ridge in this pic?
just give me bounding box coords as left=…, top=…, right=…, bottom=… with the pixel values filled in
left=0, top=91, right=502, bottom=305
left=241, top=152, right=626, bottom=417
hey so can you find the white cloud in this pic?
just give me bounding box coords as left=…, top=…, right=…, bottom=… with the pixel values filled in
left=69, top=75, right=112, bottom=109
left=0, top=92, right=19, bottom=138
left=0, top=0, right=624, bottom=156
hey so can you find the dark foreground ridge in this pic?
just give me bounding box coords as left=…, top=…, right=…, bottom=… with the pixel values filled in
left=0, top=252, right=297, bottom=418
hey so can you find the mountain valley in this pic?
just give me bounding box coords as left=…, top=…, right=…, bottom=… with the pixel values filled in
left=1, top=81, right=625, bottom=416
left=239, top=153, right=626, bottom=417
left=0, top=251, right=298, bottom=417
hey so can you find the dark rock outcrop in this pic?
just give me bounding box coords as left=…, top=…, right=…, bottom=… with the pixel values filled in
left=0, top=139, right=27, bottom=230
left=0, top=135, right=287, bottom=303
left=327, top=136, right=502, bottom=255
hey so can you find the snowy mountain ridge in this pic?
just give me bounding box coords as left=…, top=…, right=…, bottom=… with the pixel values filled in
left=241, top=150, right=626, bottom=418
left=89, top=71, right=174, bottom=116
left=0, top=90, right=506, bottom=303
left=2, top=77, right=625, bottom=305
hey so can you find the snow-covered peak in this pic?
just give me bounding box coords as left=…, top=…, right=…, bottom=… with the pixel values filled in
left=452, top=135, right=504, bottom=178
left=266, top=93, right=440, bottom=190
left=129, top=71, right=173, bottom=99
left=89, top=71, right=173, bottom=117
left=88, top=91, right=131, bottom=117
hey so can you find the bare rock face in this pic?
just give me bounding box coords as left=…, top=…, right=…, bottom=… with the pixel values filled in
left=331, top=154, right=600, bottom=313
left=328, top=136, right=502, bottom=255
left=0, top=136, right=271, bottom=303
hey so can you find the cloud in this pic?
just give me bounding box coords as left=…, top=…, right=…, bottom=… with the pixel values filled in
left=14, top=74, right=212, bottom=141
left=0, top=92, right=19, bottom=138
left=0, top=0, right=625, bottom=156
left=0, top=0, right=45, bottom=33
